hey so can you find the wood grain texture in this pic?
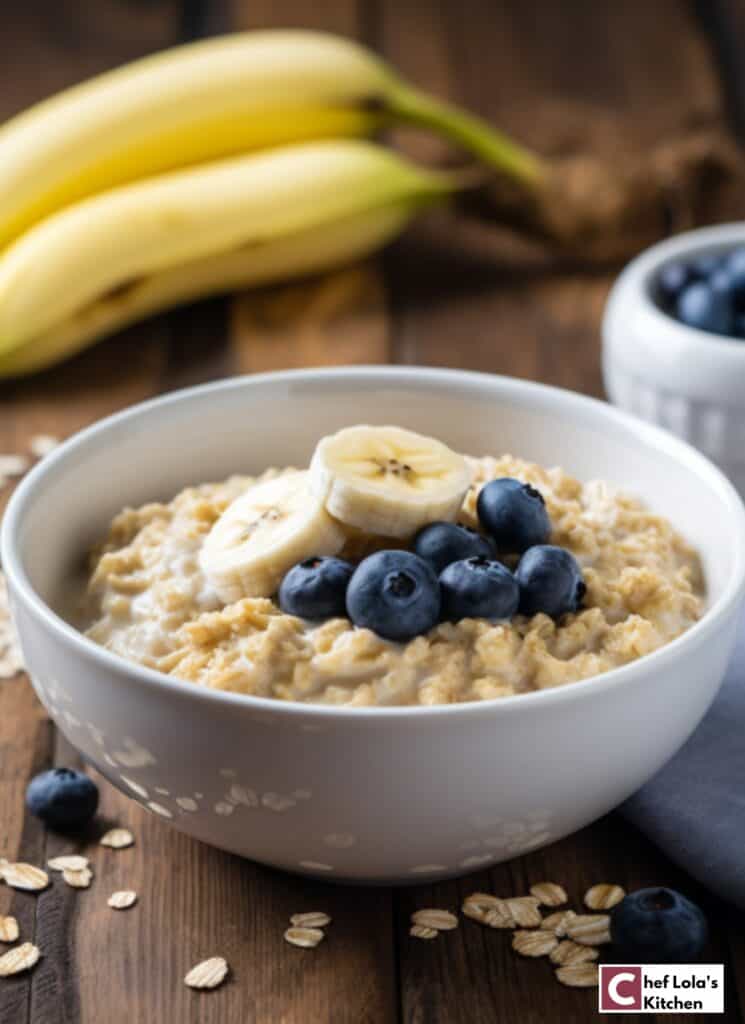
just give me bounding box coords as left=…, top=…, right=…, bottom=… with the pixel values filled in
left=1, top=0, right=745, bottom=1022
left=226, top=0, right=391, bottom=372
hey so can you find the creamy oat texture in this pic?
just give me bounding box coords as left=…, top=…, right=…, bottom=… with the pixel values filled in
left=83, top=456, right=703, bottom=706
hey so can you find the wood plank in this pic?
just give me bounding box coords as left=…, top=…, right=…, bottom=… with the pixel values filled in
left=0, top=681, right=52, bottom=1024
left=224, top=0, right=392, bottom=372
left=0, top=5, right=185, bottom=1024
left=397, top=816, right=741, bottom=1024
left=376, top=0, right=745, bottom=1020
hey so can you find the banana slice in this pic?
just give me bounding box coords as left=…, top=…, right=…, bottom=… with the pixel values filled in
left=200, top=471, right=345, bottom=602
left=309, top=425, right=471, bottom=538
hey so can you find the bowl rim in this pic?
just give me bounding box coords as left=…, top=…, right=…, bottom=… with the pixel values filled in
left=4, top=364, right=745, bottom=721
left=610, top=220, right=745, bottom=357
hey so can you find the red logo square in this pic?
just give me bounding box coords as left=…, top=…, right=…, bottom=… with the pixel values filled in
left=599, top=966, right=643, bottom=1011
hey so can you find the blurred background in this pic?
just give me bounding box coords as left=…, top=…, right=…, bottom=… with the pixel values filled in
left=1, top=0, right=743, bottom=407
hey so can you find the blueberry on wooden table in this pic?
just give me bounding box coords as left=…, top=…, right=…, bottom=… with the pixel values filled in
left=346, top=550, right=440, bottom=642
left=476, top=478, right=551, bottom=554
left=26, top=768, right=99, bottom=830
left=279, top=556, right=354, bottom=619
left=515, top=545, right=585, bottom=618
left=439, top=556, right=520, bottom=623
left=413, top=521, right=496, bottom=574
left=609, top=887, right=708, bottom=964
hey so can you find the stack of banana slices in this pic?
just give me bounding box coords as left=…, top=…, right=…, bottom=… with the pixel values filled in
left=200, top=425, right=471, bottom=604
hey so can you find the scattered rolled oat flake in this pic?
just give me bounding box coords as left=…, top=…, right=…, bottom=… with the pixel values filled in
left=541, top=909, right=576, bottom=936
left=462, top=892, right=508, bottom=924
left=289, top=912, right=331, bottom=929
left=1, top=863, right=49, bottom=892
left=550, top=940, right=599, bottom=966
left=0, top=918, right=19, bottom=943
left=108, top=890, right=137, bottom=910
left=410, top=924, right=438, bottom=940
left=411, top=909, right=458, bottom=932
left=584, top=883, right=626, bottom=911
left=512, top=929, right=558, bottom=958
left=0, top=942, right=40, bottom=977
left=505, top=896, right=542, bottom=928
left=100, top=828, right=134, bottom=849
left=566, top=914, right=611, bottom=947
left=462, top=894, right=512, bottom=929
left=184, top=956, right=229, bottom=990
left=48, top=855, right=89, bottom=873
left=284, top=927, right=325, bottom=949
left=555, top=962, right=599, bottom=988
left=483, top=903, right=516, bottom=929
left=0, top=455, right=30, bottom=478
left=30, top=435, right=60, bottom=458
left=63, top=867, right=93, bottom=889
left=529, top=882, right=568, bottom=907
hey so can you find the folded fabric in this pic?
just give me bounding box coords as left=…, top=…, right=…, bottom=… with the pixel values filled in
left=622, top=608, right=745, bottom=909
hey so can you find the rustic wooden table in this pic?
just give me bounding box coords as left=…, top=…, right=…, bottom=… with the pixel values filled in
left=2, top=1, right=745, bottom=1021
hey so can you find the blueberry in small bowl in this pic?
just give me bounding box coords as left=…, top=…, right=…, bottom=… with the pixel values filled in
left=676, top=274, right=733, bottom=337
left=652, top=244, right=745, bottom=338
left=515, top=544, right=585, bottom=618
left=279, top=556, right=355, bottom=619
left=439, top=556, right=519, bottom=623
left=346, top=549, right=440, bottom=641
left=476, top=477, right=551, bottom=553
left=609, top=887, right=708, bottom=964
left=26, top=768, right=99, bottom=830
left=413, top=521, right=495, bottom=574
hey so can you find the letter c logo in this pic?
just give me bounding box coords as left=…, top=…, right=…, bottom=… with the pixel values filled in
left=609, top=972, right=637, bottom=1006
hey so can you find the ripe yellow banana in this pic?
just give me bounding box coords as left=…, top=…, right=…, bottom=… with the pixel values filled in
left=0, top=141, right=454, bottom=376
left=0, top=30, right=543, bottom=251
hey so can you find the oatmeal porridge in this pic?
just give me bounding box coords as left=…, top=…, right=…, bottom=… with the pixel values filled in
left=82, top=424, right=703, bottom=707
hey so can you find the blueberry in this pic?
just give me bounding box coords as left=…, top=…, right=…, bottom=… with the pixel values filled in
left=413, top=521, right=496, bottom=574
left=691, top=252, right=722, bottom=278
left=279, top=556, right=354, bottom=619
left=734, top=313, right=745, bottom=339
left=515, top=545, right=585, bottom=618
left=656, top=261, right=694, bottom=307
left=676, top=279, right=732, bottom=336
left=26, top=768, right=99, bottom=830
left=439, top=556, right=519, bottom=622
left=346, top=550, right=440, bottom=641
left=724, top=247, right=745, bottom=304
left=610, top=888, right=708, bottom=964
left=476, top=478, right=551, bottom=554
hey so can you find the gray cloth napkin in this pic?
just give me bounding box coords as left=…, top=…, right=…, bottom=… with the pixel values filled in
left=622, top=607, right=745, bottom=908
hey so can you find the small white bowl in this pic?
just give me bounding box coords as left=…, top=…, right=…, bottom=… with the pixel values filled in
left=3, top=367, right=745, bottom=883
left=603, top=222, right=745, bottom=496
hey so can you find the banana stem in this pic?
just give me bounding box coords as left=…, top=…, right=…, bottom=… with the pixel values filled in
left=388, top=85, right=547, bottom=186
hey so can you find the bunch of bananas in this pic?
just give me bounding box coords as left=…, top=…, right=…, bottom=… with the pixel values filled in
left=0, top=30, right=544, bottom=377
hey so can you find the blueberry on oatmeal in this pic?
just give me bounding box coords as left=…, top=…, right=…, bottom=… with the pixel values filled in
left=515, top=545, right=585, bottom=619
left=476, top=478, right=551, bottom=553
left=439, top=556, right=519, bottom=623
left=279, top=556, right=355, bottom=619
left=346, top=550, right=440, bottom=642
left=413, top=521, right=496, bottom=574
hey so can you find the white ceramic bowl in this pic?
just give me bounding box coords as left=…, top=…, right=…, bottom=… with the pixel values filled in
left=3, top=367, right=745, bottom=883
left=603, top=222, right=745, bottom=497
